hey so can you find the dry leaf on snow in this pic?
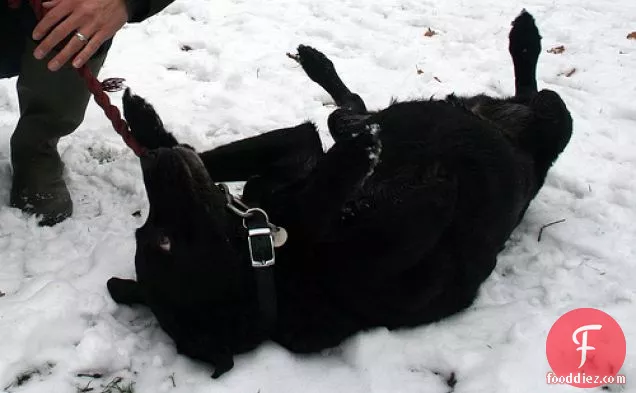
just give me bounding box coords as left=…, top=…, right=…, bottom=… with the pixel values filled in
left=559, top=68, right=577, bottom=77
left=548, top=45, right=566, bottom=54
left=424, top=28, right=438, bottom=37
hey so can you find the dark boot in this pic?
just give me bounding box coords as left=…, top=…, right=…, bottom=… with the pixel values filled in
left=10, top=38, right=107, bottom=226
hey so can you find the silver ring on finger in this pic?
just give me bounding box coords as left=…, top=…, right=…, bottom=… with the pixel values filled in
left=74, top=31, right=89, bottom=43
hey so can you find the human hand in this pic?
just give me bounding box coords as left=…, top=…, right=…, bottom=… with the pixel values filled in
left=32, top=0, right=128, bottom=71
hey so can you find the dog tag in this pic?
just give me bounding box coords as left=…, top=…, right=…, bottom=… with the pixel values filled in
left=272, top=226, right=288, bottom=248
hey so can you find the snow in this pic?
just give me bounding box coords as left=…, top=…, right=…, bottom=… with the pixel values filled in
left=1, top=0, right=635, bottom=391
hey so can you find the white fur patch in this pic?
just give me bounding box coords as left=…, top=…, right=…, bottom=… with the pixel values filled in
left=365, top=123, right=383, bottom=179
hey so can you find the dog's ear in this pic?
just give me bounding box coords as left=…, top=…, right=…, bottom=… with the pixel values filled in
left=123, top=88, right=179, bottom=149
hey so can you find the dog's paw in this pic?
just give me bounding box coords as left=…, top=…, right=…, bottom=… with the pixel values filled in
left=123, top=88, right=179, bottom=150
left=211, top=356, right=234, bottom=379
left=107, top=277, right=144, bottom=305
left=509, top=10, right=541, bottom=60
left=295, top=45, right=337, bottom=85
left=176, top=337, right=234, bottom=378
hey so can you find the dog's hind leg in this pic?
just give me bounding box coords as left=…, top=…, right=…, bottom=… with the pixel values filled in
left=508, top=10, right=541, bottom=101
left=295, top=45, right=367, bottom=114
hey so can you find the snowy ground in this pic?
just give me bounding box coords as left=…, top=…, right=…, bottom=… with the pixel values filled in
left=1, top=0, right=635, bottom=392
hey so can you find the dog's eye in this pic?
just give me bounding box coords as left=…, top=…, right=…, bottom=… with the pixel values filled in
left=158, top=235, right=171, bottom=252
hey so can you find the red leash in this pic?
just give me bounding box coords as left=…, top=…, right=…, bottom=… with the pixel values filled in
left=10, top=0, right=146, bottom=157
left=76, top=67, right=146, bottom=157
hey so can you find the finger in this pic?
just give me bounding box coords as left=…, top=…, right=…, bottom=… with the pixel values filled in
left=32, top=2, right=71, bottom=41
left=34, top=12, right=82, bottom=60
left=72, top=31, right=108, bottom=68
left=42, top=0, right=61, bottom=8
left=49, top=28, right=96, bottom=71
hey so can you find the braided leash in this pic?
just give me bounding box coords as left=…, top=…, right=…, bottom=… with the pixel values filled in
left=10, top=0, right=146, bottom=157
left=76, top=67, right=146, bottom=156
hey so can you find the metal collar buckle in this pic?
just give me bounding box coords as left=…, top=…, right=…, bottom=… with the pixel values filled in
left=243, top=208, right=276, bottom=268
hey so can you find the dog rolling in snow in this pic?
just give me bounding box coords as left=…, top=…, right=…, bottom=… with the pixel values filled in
left=107, top=10, right=572, bottom=377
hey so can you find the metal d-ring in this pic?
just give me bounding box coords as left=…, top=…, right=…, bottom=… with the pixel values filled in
left=242, top=208, right=270, bottom=229
left=218, top=183, right=283, bottom=234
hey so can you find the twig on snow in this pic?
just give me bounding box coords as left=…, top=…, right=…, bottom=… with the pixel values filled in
left=538, top=219, right=566, bottom=242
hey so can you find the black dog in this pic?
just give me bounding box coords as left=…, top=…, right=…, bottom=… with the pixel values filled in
left=108, top=10, right=572, bottom=377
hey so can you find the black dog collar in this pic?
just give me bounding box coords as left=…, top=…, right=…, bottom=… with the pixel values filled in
left=219, top=184, right=280, bottom=333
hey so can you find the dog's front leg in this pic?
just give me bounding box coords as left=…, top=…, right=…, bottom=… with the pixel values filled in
left=294, top=45, right=367, bottom=113
left=107, top=277, right=145, bottom=305
left=199, top=122, right=323, bottom=183
left=175, top=336, right=234, bottom=379
left=122, top=89, right=179, bottom=149
left=286, top=123, right=382, bottom=243
left=149, top=306, right=236, bottom=378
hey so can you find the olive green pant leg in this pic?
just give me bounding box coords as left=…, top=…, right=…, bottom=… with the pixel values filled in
left=10, top=38, right=108, bottom=225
